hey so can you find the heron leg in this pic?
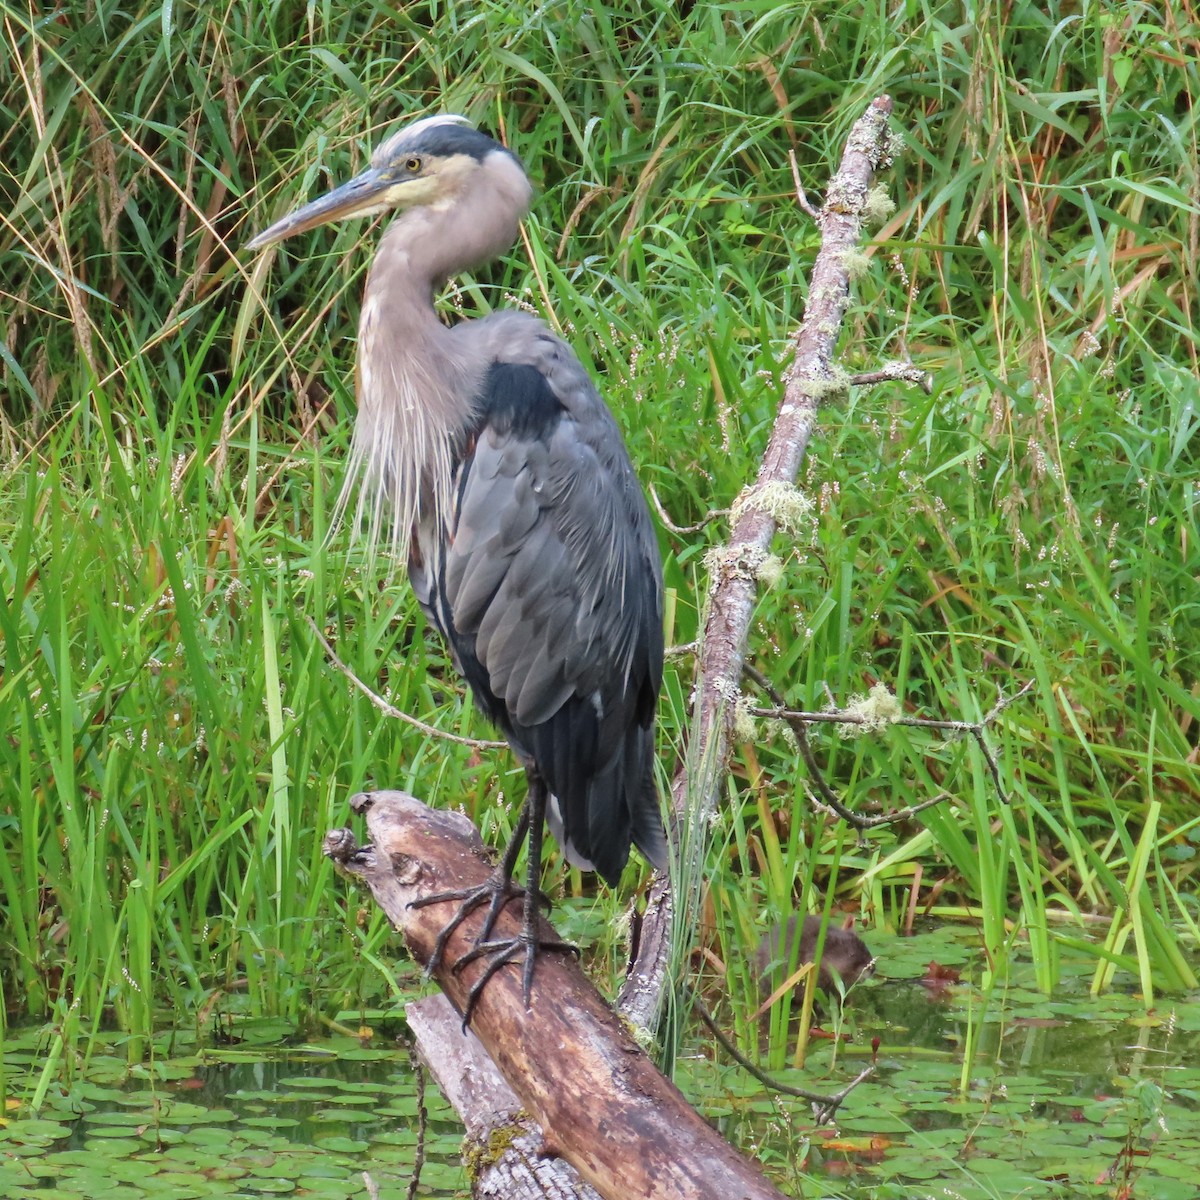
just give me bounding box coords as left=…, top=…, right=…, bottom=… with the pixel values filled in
left=409, top=802, right=532, bottom=980
left=454, top=773, right=577, bottom=1024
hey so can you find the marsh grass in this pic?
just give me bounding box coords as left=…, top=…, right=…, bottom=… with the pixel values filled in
left=2, top=0, right=1198, bottom=1098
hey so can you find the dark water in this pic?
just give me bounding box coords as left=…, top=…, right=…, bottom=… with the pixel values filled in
left=4, top=926, right=1199, bottom=1199
left=694, top=927, right=1200, bottom=1199
left=0, top=1020, right=468, bottom=1199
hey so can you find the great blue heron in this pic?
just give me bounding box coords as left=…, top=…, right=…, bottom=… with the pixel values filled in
left=248, top=114, right=667, bottom=1017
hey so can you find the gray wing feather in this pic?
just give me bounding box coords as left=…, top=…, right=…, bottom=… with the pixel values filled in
left=438, top=331, right=664, bottom=880
left=447, top=391, right=655, bottom=705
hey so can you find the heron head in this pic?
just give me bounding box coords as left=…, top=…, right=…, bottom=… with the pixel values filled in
left=246, top=114, right=531, bottom=250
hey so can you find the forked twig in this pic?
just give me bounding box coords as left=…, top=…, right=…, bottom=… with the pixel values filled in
left=744, top=663, right=1031, bottom=827
left=648, top=482, right=727, bottom=536
left=788, top=149, right=821, bottom=221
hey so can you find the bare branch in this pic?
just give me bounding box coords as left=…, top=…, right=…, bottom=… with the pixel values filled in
left=648, top=482, right=727, bottom=535
left=788, top=148, right=821, bottom=221
left=306, top=616, right=507, bottom=751
left=665, top=641, right=698, bottom=661
left=796, top=717, right=956, bottom=829
left=620, top=95, right=898, bottom=1029
left=848, top=361, right=934, bottom=393
left=743, top=663, right=1029, bottom=824
left=687, top=984, right=874, bottom=1123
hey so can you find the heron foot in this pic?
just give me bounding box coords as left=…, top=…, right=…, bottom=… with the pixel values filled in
left=408, top=871, right=556, bottom=983
left=410, top=871, right=519, bottom=979
left=408, top=783, right=574, bottom=1027
left=455, top=926, right=577, bottom=1026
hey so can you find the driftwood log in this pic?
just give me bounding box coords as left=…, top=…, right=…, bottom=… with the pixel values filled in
left=324, top=790, right=788, bottom=1200
left=406, top=995, right=603, bottom=1200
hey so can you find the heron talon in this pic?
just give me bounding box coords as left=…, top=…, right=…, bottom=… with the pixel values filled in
left=410, top=872, right=525, bottom=977
left=409, top=861, right=574, bottom=1021
left=456, top=931, right=577, bottom=1027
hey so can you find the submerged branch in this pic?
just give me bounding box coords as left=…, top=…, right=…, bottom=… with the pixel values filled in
left=686, top=984, right=875, bottom=1124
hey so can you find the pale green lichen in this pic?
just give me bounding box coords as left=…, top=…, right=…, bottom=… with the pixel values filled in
left=841, top=248, right=871, bottom=280
left=618, top=1009, right=659, bottom=1051
left=732, top=695, right=758, bottom=743
left=703, top=542, right=768, bottom=583
left=464, top=1121, right=527, bottom=1178
left=837, top=681, right=903, bottom=738
left=883, top=128, right=904, bottom=166
left=801, top=366, right=852, bottom=402
left=864, top=183, right=896, bottom=226
left=730, top=481, right=814, bottom=535
left=808, top=281, right=839, bottom=307
left=756, top=553, right=784, bottom=588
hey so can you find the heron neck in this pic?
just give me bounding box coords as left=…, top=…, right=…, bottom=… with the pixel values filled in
left=338, top=233, right=470, bottom=563
left=362, top=228, right=457, bottom=350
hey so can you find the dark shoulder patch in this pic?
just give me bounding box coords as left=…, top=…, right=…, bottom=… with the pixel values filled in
left=480, top=361, right=565, bottom=442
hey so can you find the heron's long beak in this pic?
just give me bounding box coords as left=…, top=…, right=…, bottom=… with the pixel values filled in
left=246, top=166, right=391, bottom=250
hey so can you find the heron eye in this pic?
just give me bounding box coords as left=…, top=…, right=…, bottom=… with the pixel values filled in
left=406, top=156, right=422, bottom=172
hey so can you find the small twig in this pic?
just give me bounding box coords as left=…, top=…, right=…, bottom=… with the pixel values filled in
left=748, top=674, right=1032, bottom=740
left=306, top=616, right=507, bottom=750
left=788, top=149, right=821, bottom=221
left=848, top=362, right=934, bottom=394
left=648, top=482, right=727, bottom=536
left=743, top=664, right=1028, bottom=826
left=404, top=1035, right=427, bottom=1200
left=665, top=641, right=699, bottom=661
left=685, top=983, right=873, bottom=1123
left=795, top=720, right=955, bottom=829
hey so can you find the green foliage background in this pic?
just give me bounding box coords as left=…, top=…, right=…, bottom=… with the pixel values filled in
left=2, top=0, right=1198, bottom=1072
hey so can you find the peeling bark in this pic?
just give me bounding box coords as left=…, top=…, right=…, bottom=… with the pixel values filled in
left=407, top=995, right=603, bottom=1200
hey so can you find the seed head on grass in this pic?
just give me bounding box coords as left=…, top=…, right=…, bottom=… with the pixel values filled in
left=764, top=717, right=799, bottom=753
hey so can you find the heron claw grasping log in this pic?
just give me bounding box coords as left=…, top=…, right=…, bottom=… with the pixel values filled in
left=412, top=778, right=577, bottom=1026
left=248, top=114, right=667, bottom=1019
left=439, top=780, right=580, bottom=1025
